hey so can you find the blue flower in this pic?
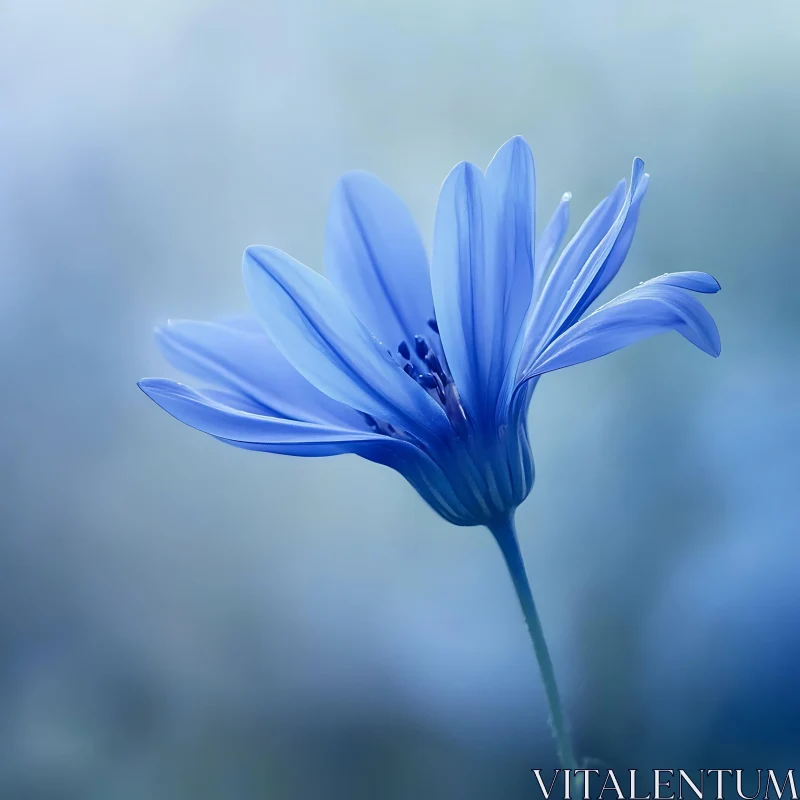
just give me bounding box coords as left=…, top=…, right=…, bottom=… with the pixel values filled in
left=140, top=137, right=720, bottom=528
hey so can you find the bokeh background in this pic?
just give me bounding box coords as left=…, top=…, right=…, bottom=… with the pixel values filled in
left=1, top=0, right=799, bottom=797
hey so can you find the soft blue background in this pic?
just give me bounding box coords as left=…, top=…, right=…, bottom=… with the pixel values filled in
left=1, top=1, right=798, bottom=797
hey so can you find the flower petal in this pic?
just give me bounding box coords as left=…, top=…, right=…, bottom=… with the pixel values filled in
left=558, top=158, right=648, bottom=325
left=431, top=161, right=488, bottom=425
left=243, top=246, right=449, bottom=442
left=432, top=140, right=537, bottom=426
left=520, top=275, right=721, bottom=380
left=534, top=192, right=571, bottom=292
left=484, top=136, right=537, bottom=363
left=563, top=171, right=650, bottom=325
left=549, top=159, right=647, bottom=333
left=139, top=378, right=381, bottom=454
left=221, top=430, right=476, bottom=524
left=520, top=160, right=648, bottom=375
left=521, top=179, right=627, bottom=368
left=354, top=439, right=476, bottom=525
left=156, top=318, right=362, bottom=428
left=324, top=170, right=434, bottom=355
left=647, top=271, right=721, bottom=293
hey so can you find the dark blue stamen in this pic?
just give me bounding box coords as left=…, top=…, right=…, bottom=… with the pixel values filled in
left=398, top=340, right=410, bottom=361
left=427, top=318, right=439, bottom=334
left=414, top=335, right=429, bottom=359
left=418, top=373, right=437, bottom=390
left=403, top=363, right=417, bottom=379
left=363, top=413, right=378, bottom=429
left=425, top=351, right=445, bottom=379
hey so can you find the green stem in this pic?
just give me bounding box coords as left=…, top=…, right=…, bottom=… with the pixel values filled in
left=489, top=513, right=578, bottom=772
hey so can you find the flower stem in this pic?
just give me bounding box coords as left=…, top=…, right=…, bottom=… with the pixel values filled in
left=489, top=514, right=577, bottom=772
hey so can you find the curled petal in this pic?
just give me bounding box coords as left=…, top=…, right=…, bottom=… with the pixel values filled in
left=521, top=179, right=626, bottom=366
left=521, top=160, right=648, bottom=373
left=520, top=275, right=720, bottom=381
left=565, top=172, right=650, bottom=324
left=550, top=158, right=647, bottom=331
left=646, top=271, right=721, bottom=293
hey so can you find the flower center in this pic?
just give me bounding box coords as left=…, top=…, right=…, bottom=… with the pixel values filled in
left=363, top=318, right=469, bottom=439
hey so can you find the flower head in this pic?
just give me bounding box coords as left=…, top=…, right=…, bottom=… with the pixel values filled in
left=140, top=137, right=720, bottom=528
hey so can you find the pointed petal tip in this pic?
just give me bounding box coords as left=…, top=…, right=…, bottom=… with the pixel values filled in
left=607, top=178, right=627, bottom=203
left=700, top=318, right=722, bottom=358
left=242, top=244, right=287, bottom=283
left=154, top=320, right=187, bottom=342
left=706, top=314, right=722, bottom=357
left=657, top=271, right=721, bottom=294
left=242, top=243, right=261, bottom=266
left=154, top=319, right=179, bottom=337
left=492, top=134, right=531, bottom=154
left=333, top=168, right=383, bottom=194
left=243, top=243, right=276, bottom=262
left=138, top=377, right=170, bottom=401
left=440, top=159, right=483, bottom=192
left=562, top=191, right=572, bottom=202
left=337, top=167, right=373, bottom=181
left=488, top=136, right=534, bottom=178
left=242, top=245, right=256, bottom=273
left=631, top=157, right=646, bottom=185
left=138, top=376, right=173, bottom=394
left=452, top=159, right=477, bottom=175
left=506, top=134, right=532, bottom=152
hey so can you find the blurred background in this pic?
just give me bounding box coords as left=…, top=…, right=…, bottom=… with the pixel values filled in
left=1, top=0, right=799, bottom=797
